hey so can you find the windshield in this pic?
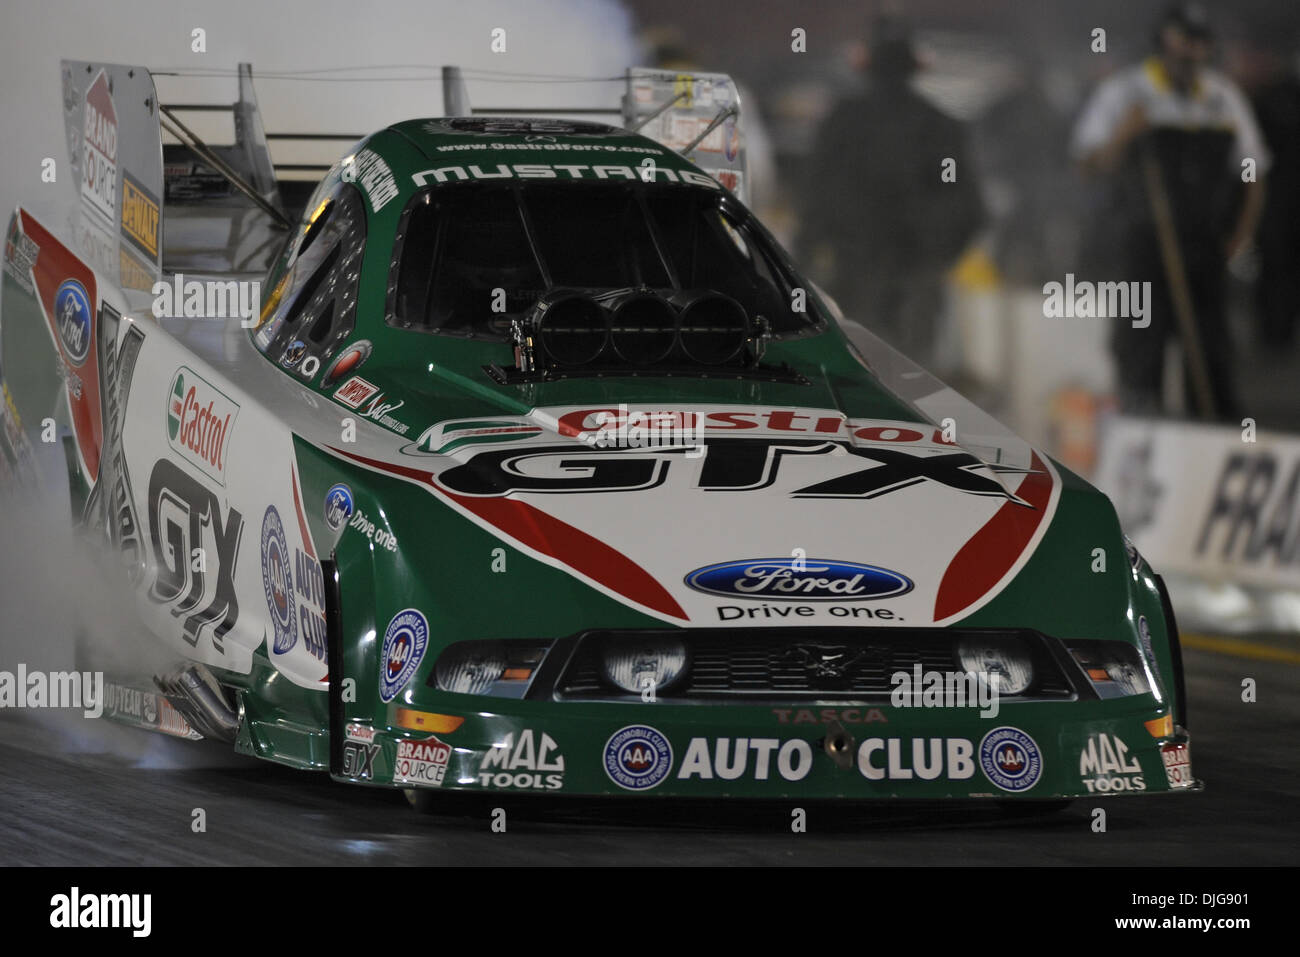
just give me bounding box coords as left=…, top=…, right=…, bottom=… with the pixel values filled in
left=387, top=182, right=822, bottom=340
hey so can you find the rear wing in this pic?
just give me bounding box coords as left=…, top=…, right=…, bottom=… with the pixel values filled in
left=621, top=68, right=748, bottom=204
left=60, top=59, right=355, bottom=282
left=442, top=65, right=750, bottom=205
left=60, top=61, right=166, bottom=291
left=57, top=61, right=749, bottom=284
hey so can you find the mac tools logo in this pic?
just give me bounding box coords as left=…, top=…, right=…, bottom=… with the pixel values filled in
left=685, top=559, right=913, bottom=601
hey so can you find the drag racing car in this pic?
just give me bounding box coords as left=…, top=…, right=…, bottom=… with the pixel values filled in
left=0, top=60, right=1197, bottom=805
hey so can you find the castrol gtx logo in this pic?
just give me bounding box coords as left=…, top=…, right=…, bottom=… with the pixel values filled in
left=166, top=367, right=238, bottom=484
left=685, top=558, right=913, bottom=601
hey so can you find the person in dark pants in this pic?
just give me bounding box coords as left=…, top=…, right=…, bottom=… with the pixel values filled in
left=796, top=16, right=982, bottom=371
left=1072, top=3, right=1269, bottom=420
left=1244, top=42, right=1300, bottom=349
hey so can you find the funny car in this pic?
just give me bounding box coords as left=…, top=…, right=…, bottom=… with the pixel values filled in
left=0, top=60, right=1197, bottom=805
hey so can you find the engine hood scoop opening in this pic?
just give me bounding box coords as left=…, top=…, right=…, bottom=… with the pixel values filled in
left=488, top=285, right=804, bottom=384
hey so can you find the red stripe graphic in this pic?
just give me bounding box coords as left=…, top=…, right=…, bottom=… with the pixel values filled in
left=290, top=466, right=317, bottom=561
left=933, top=451, right=1055, bottom=622
left=20, top=210, right=102, bottom=480
left=328, top=447, right=688, bottom=621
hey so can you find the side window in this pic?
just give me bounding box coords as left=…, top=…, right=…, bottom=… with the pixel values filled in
left=256, top=183, right=366, bottom=381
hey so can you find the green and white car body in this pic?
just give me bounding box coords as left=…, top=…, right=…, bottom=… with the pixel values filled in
left=0, top=61, right=1196, bottom=803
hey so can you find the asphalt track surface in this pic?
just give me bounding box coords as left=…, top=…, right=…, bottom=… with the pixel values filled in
left=0, top=639, right=1295, bottom=866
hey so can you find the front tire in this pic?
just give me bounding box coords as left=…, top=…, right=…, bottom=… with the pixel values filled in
left=404, top=788, right=440, bottom=814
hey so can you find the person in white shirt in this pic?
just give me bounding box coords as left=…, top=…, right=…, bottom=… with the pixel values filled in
left=1072, top=2, right=1269, bottom=419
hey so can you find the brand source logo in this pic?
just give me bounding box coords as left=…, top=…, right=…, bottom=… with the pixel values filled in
left=685, top=559, right=913, bottom=601
left=394, top=735, right=451, bottom=787
left=1161, top=741, right=1193, bottom=789
left=166, top=367, right=238, bottom=483
left=80, top=69, right=118, bottom=223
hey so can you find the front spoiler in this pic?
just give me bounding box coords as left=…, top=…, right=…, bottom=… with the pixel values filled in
left=323, top=695, right=1200, bottom=800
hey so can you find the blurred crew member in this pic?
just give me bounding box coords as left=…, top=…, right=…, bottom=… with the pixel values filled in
left=1072, top=2, right=1269, bottom=419
left=797, top=16, right=982, bottom=370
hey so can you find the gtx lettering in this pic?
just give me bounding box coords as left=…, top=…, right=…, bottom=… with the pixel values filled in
left=342, top=741, right=378, bottom=780
left=436, top=438, right=1018, bottom=501
left=147, top=459, right=243, bottom=649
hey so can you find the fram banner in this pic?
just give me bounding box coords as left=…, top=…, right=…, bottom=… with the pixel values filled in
left=1095, top=415, right=1300, bottom=591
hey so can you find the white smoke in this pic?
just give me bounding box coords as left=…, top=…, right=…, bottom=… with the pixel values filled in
left=0, top=0, right=642, bottom=222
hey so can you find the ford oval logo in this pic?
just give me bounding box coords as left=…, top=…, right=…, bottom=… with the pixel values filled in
left=54, top=279, right=92, bottom=367
left=684, top=559, right=913, bottom=601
